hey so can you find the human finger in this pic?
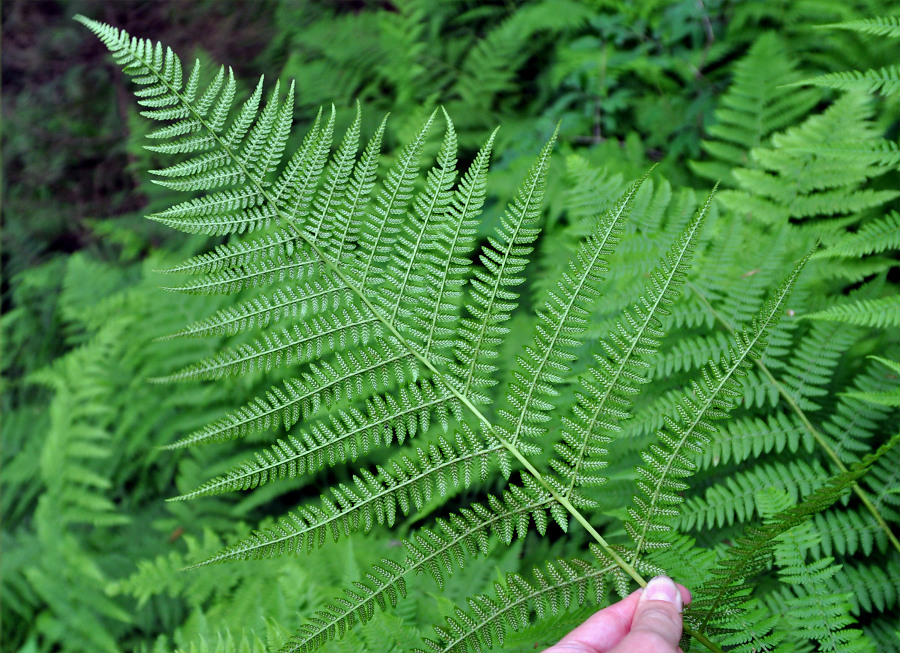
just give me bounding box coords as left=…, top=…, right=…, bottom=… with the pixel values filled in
left=609, top=576, right=684, bottom=653
left=542, top=589, right=643, bottom=653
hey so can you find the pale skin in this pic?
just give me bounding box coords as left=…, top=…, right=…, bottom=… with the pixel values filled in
left=543, top=576, right=691, bottom=653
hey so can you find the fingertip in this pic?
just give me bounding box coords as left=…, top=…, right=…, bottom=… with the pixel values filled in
left=677, top=583, right=692, bottom=606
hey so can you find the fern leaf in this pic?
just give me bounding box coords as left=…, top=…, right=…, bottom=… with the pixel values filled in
left=164, top=337, right=416, bottom=448
left=162, top=227, right=298, bottom=275
left=306, top=103, right=362, bottom=245
left=497, top=172, right=651, bottom=452
left=796, top=65, right=900, bottom=97
left=354, top=111, right=436, bottom=287
left=192, top=427, right=502, bottom=564
left=162, top=273, right=352, bottom=339
left=820, top=16, right=900, bottom=38
left=773, top=521, right=872, bottom=652
left=176, top=379, right=458, bottom=499
left=626, top=252, right=811, bottom=560
left=804, top=295, right=900, bottom=329
left=419, top=550, right=614, bottom=653
left=815, top=210, right=900, bottom=259
left=381, top=110, right=458, bottom=330
left=154, top=305, right=381, bottom=382
left=286, top=477, right=555, bottom=653
left=555, top=189, right=715, bottom=504
left=452, top=129, right=558, bottom=401
left=678, top=459, right=828, bottom=531
left=690, top=33, right=820, bottom=185
left=420, top=128, right=497, bottom=361
left=331, top=115, right=389, bottom=258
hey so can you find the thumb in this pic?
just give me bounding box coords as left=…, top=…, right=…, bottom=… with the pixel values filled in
left=611, top=576, right=684, bottom=653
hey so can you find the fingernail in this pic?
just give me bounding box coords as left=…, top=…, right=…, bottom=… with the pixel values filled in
left=642, top=576, right=682, bottom=610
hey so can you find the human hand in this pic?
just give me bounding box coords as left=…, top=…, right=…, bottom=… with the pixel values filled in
left=542, top=576, right=691, bottom=653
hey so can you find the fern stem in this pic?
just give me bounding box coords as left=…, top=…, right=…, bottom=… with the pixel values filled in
left=688, top=281, right=900, bottom=556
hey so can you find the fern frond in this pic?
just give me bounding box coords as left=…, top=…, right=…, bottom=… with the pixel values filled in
left=626, top=252, right=810, bottom=561
left=286, top=477, right=556, bottom=653
left=176, top=379, right=458, bottom=499
left=451, top=130, right=557, bottom=401
left=678, top=459, right=828, bottom=531
left=555, top=190, right=715, bottom=503
left=780, top=320, right=863, bottom=411
left=419, top=550, right=614, bottom=653
left=690, top=33, right=820, bottom=185
left=717, top=92, right=899, bottom=225
left=164, top=336, right=416, bottom=447
left=192, top=428, right=504, bottom=564
left=804, top=295, right=900, bottom=328
left=772, top=521, right=872, bottom=652
left=690, top=436, right=897, bottom=641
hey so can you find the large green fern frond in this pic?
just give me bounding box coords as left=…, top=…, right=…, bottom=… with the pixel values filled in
left=78, top=15, right=867, bottom=653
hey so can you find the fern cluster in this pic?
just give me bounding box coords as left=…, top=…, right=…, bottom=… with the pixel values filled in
left=61, top=12, right=900, bottom=653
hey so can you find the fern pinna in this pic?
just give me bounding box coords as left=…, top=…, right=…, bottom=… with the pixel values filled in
left=79, top=16, right=885, bottom=653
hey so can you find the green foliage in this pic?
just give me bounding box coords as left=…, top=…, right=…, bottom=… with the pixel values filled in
left=5, top=3, right=900, bottom=653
